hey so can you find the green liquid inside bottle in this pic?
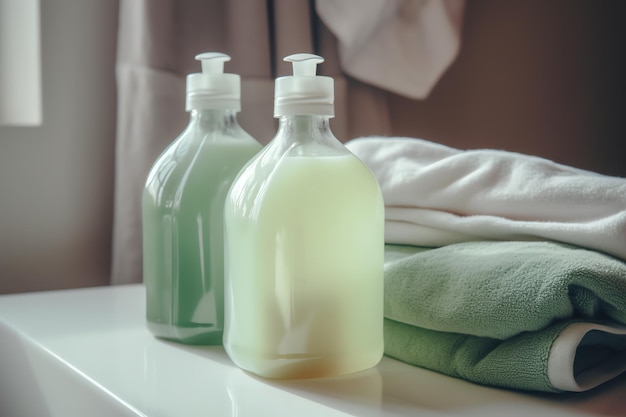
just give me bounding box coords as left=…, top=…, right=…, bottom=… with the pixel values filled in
left=143, top=110, right=261, bottom=344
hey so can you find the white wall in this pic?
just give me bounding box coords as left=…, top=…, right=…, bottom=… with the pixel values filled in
left=0, top=0, right=118, bottom=293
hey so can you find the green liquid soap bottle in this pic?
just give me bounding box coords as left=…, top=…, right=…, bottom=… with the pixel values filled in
left=142, top=52, right=262, bottom=345
left=223, top=53, right=385, bottom=378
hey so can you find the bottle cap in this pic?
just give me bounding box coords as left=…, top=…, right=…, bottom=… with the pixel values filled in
left=274, top=53, right=334, bottom=117
left=186, top=52, right=240, bottom=111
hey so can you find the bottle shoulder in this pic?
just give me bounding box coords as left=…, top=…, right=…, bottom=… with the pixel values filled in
left=143, top=128, right=261, bottom=205
left=227, top=145, right=382, bottom=210
left=148, top=124, right=260, bottom=171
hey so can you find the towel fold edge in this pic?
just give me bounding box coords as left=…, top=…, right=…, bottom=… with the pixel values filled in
left=548, top=322, right=626, bottom=392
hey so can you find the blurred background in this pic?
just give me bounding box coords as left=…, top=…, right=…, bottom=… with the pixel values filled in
left=0, top=0, right=624, bottom=294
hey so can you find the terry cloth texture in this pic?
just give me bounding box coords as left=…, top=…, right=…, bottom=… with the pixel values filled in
left=383, top=242, right=626, bottom=392
left=345, top=137, right=626, bottom=262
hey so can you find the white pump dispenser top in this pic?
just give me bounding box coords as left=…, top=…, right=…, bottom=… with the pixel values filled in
left=186, top=52, right=241, bottom=112
left=274, top=53, right=334, bottom=117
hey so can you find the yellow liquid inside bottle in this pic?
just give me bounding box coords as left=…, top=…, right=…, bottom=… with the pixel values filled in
left=224, top=153, right=384, bottom=377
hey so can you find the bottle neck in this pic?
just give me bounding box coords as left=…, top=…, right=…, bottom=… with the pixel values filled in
left=188, top=108, right=239, bottom=130
left=276, top=115, right=333, bottom=143
left=273, top=114, right=345, bottom=156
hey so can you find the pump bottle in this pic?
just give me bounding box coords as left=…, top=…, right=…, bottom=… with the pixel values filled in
left=142, top=52, right=262, bottom=345
left=223, top=53, right=384, bottom=378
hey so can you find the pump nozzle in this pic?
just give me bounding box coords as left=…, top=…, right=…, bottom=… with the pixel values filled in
left=274, top=53, right=334, bottom=117
left=195, top=52, right=231, bottom=75
left=186, top=52, right=240, bottom=112
left=284, top=53, right=324, bottom=77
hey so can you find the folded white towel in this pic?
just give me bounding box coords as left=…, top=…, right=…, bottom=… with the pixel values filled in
left=346, top=137, right=626, bottom=261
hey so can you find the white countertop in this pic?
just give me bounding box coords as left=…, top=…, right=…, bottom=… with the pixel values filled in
left=1, top=285, right=624, bottom=417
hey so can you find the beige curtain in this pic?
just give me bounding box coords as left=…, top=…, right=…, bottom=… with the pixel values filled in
left=111, top=0, right=464, bottom=284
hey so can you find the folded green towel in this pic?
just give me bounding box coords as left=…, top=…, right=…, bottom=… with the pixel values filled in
left=383, top=241, right=626, bottom=392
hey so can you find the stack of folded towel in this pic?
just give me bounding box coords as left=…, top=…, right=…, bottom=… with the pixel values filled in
left=346, top=137, right=626, bottom=393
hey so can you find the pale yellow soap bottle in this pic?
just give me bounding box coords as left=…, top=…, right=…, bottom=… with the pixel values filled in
left=223, top=53, right=385, bottom=378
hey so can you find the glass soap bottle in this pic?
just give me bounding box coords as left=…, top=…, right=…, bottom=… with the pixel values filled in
left=142, top=52, right=262, bottom=344
left=223, top=53, right=384, bottom=377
